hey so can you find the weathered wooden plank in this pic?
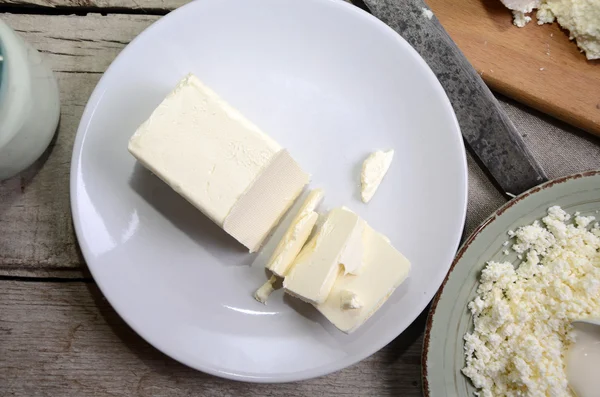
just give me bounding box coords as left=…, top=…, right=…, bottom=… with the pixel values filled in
left=0, top=14, right=158, bottom=277
left=0, top=280, right=424, bottom=396
left=0, top=0, right=187, bottom=12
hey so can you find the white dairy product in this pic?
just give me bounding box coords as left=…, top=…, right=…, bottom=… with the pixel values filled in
left=512, top=10, right=532, bottom=27
left=340, top=290, right=363, bottom=310
left=337, top=207, right=365, bottom=275
left=222, top=149, right=310, bottom=252
left=422, top=7, right=434, bottom=19
left=537, top=0, right=600, bottom=60
left=129, top=73, right=309, bottom=252
left=566, top=321, right=600, bottom=397
left=501, top=0, right=541, bottom=12
left=254, top=275, right=277, bottom=305
left=462, top=206, right=600, bottom=397
left=360, top=149, right=394, bottom=203
left=283, top=207, right=365, bottom=305
left=266, top=189, right=324, bottom=277
left=315, top=224, right=411, bottom=334
left=502, top=0, right=600, bottom=60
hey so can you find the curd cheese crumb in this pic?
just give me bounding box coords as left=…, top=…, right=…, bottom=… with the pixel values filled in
left=422, top=7, right=434, bottom=19
left=360, top=149, right=394, bottom=203
left=462, top=206, right=600, bottom=397
left=513, top=10, right=532, bottom=27
left=505, top=0, right=600, bottom=59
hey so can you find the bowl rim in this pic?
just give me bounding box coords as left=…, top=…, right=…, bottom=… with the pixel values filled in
left=421, top=169, right=600, bottom=396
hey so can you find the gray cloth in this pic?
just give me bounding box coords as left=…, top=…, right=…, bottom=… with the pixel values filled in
left=464, top=95, right=600, bottom=238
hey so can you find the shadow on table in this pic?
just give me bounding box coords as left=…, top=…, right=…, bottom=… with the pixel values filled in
left=381, top=305, right=429, bottom=394
left=0, top=119, right=60, bottom=217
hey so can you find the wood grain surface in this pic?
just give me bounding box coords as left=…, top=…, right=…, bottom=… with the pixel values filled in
left=426, top=0, right=600, bottom=136
left=0, top=13, right=158, bottom=278
left=0, top=280, right=424, bottom=396
left=1, top=0, right=186, bottom=11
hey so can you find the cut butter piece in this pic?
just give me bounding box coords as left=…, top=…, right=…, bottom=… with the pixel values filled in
left=128, top=73, right=309, bottom=252
left=283, top=207, right=366, bottom=305
left=223, top=150, right=309, bottom=252
left=266, top=189, right=324, bottom=277
left=254, top=275, right=277, bottom=305
left=360, top=150, right=394, bottom=203
left=315, top=224, right=411, bottom=334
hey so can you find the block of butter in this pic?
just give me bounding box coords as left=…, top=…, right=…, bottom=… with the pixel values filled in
left=315, top=224, right=411, bottom=333
left=283, top=207, right=366, bottom=305
left=266, top=189, right=324, bottom=277
left=128, top=73, right=309, bottom=252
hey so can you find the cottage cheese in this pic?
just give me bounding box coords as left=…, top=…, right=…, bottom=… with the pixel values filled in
left=537, top=0, right=600, bottom=60
left=422, top=7, right=434, bottom=20
left=462, top=206, right=600, bottom=397
left=502, top=0, right=600, bottom=60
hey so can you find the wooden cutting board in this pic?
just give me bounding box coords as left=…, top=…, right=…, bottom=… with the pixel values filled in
left=426, top=0, right=600, bottom=136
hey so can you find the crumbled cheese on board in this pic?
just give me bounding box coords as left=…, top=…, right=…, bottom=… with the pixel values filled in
left=504, top=0, right=600, bottom=60
left=462, top=206, right=600, bottom=397
left=537, top=0, right=600, bottom=60
left=513, top=10, right=532, bottom=27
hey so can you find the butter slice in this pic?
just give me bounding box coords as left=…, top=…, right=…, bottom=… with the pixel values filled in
left=128, top=73, right=309, bottom=251
left=283, top=207, right=365, bottom=305
left=223, top=150, right=309, bottom=252
left=360, top=150, right=394, bottom=203
left=315, top=225, right=411, bottom=334
left=266, top=189, right=324, bottom=277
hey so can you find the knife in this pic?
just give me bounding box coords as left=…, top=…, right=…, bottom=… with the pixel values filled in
left=355, top=0, right=548, bottom=196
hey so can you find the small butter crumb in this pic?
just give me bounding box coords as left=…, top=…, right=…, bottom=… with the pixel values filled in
left=360, top=149, right=394, bottom=203
left=340, top=290, right=363, bottom=310
left=254, top=275, right=277, bottom=304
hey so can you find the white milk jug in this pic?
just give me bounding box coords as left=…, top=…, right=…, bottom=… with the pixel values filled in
left=0, top=19, right=60, bottom=180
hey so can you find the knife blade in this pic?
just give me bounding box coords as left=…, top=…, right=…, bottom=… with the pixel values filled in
left=357, top=0, right=548, bottom=196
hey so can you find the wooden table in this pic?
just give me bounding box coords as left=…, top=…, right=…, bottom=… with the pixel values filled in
left=2, top=1, right=598, bottom=395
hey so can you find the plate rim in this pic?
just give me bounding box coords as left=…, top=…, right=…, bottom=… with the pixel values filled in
left=421, top=169, right=600, bottom=396
left=70, top=0, right=468, bottom=383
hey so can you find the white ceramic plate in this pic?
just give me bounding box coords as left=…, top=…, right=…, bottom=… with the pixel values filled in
left=71, top=0, right=467, bottom=382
